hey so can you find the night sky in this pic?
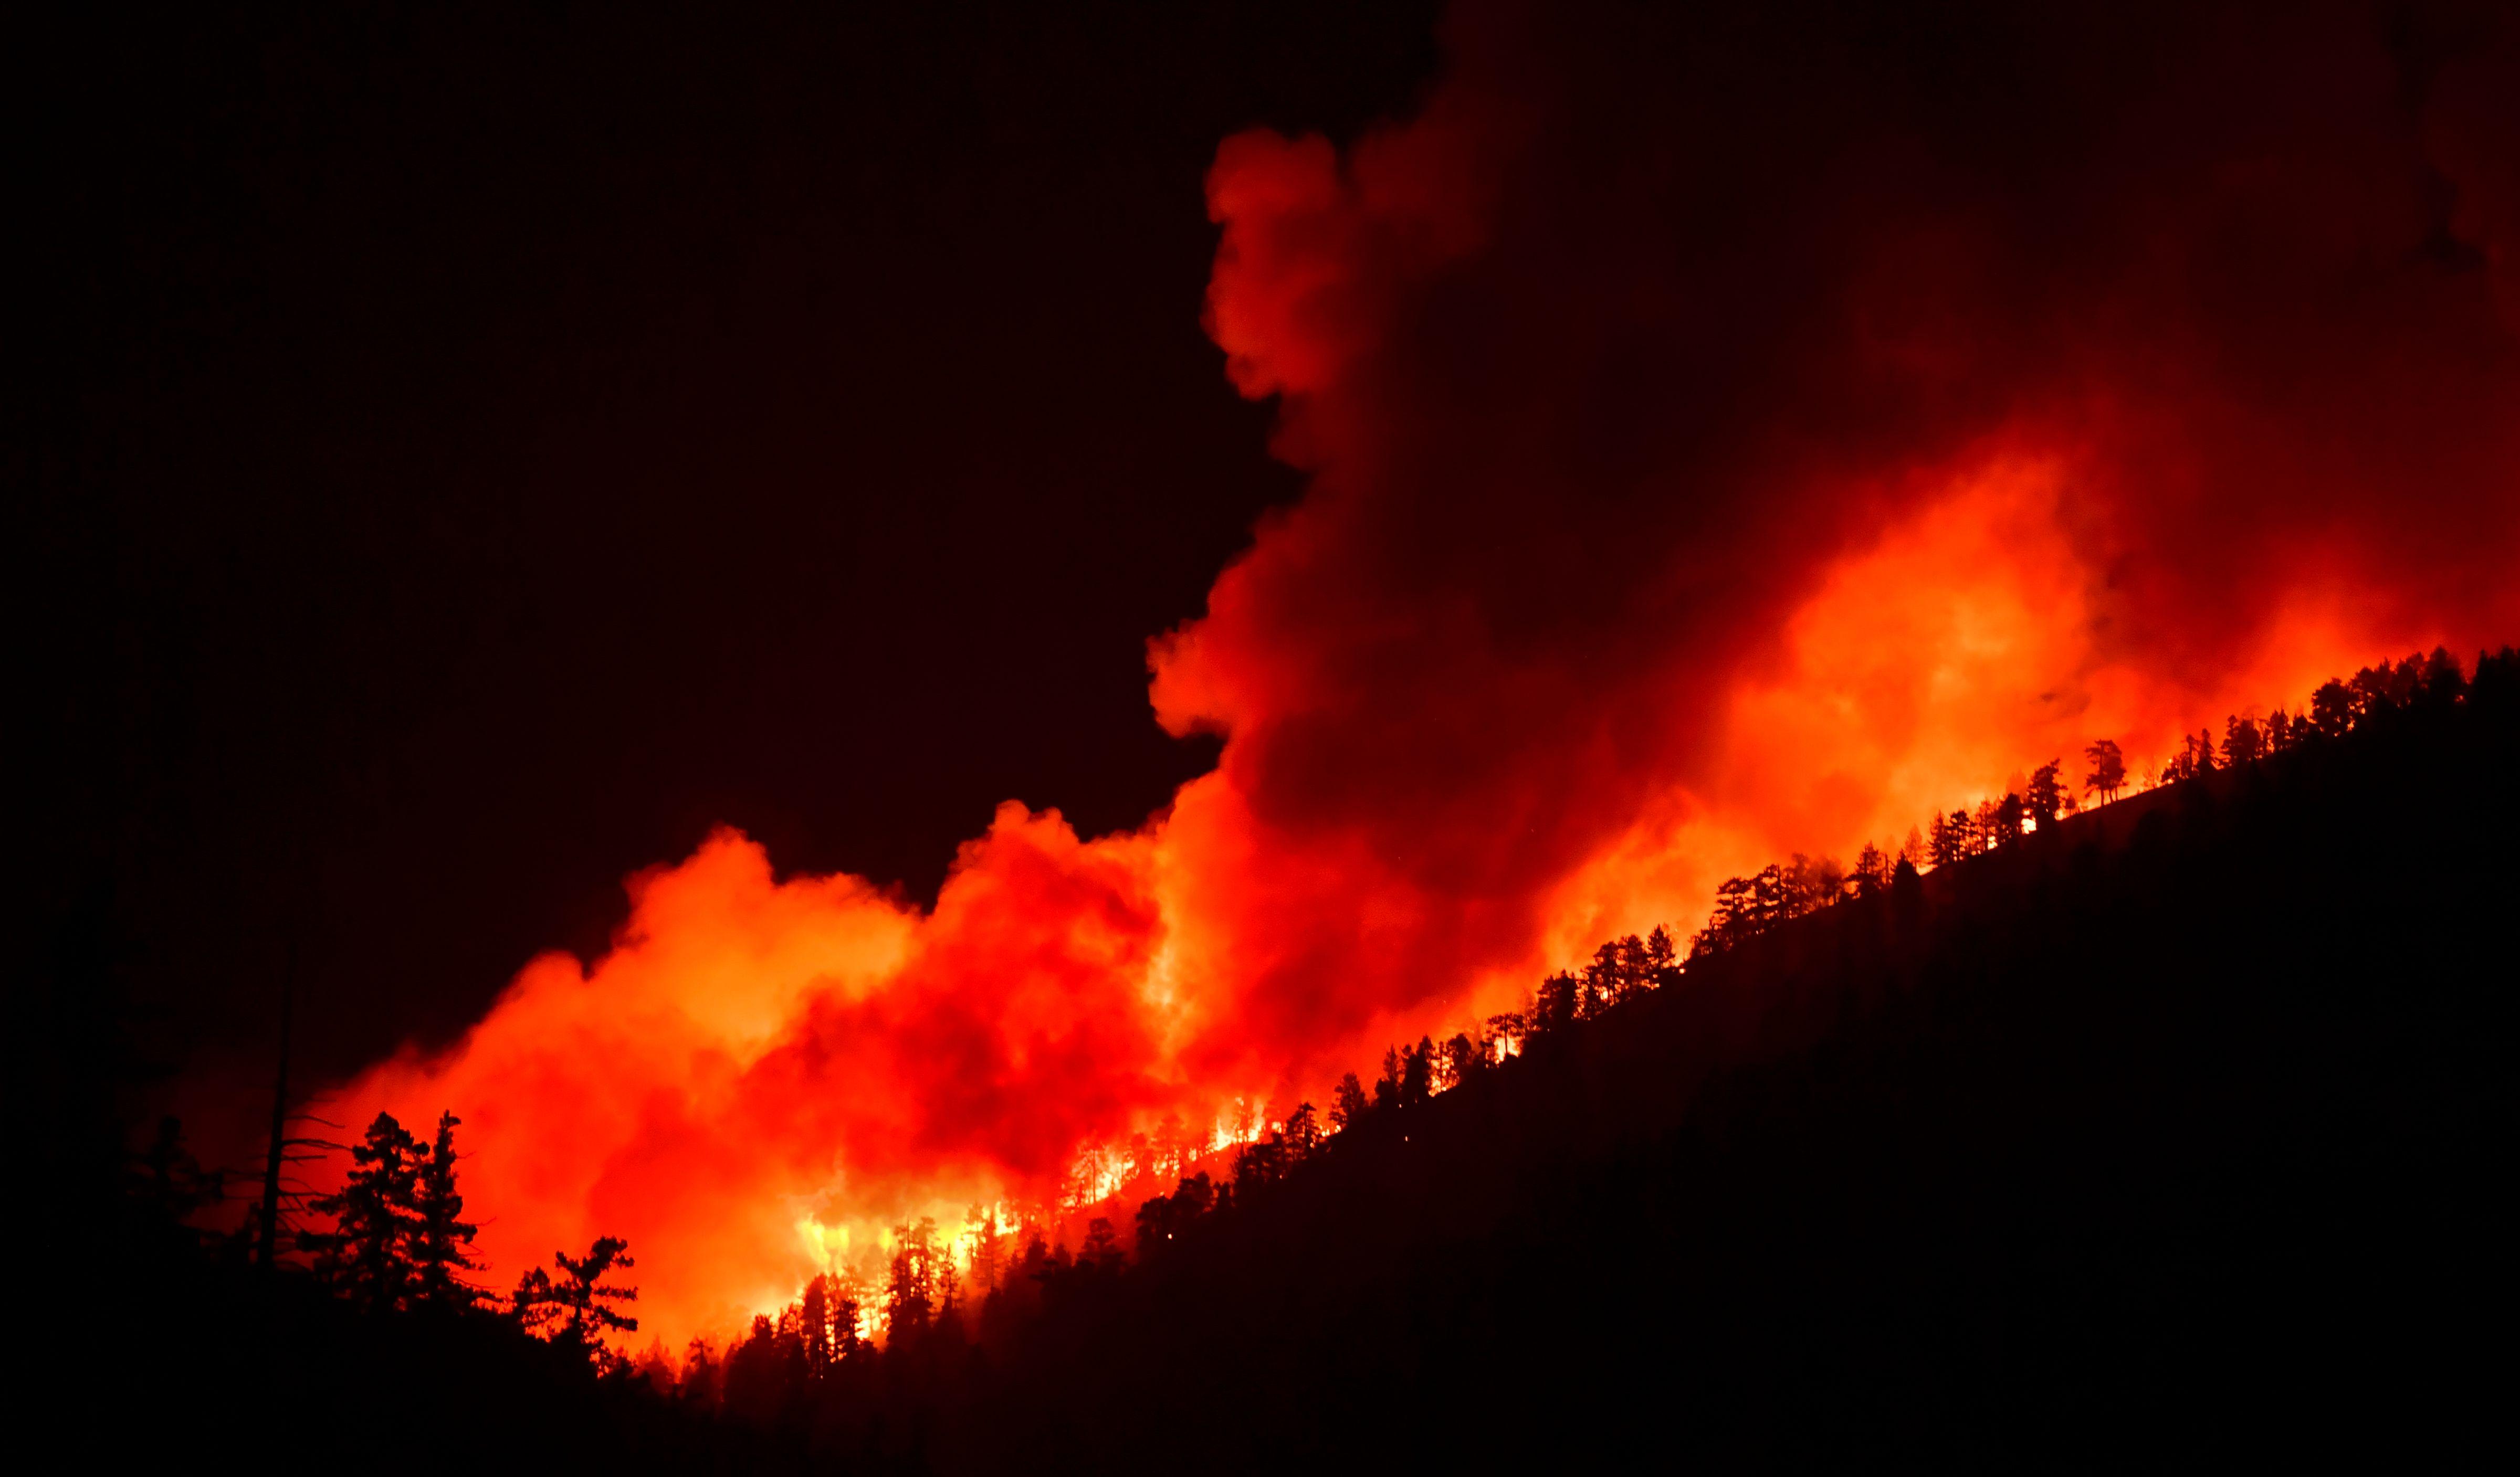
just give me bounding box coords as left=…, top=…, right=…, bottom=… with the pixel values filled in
left=26, top=3, right=1441, bottom=1095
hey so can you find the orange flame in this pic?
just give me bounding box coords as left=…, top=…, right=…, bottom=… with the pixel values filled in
left=328, top=6, right=2519, bottom=1354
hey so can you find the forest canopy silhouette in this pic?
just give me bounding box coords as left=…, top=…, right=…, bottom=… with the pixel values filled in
left=107, top=645, right=2517, bottom=1468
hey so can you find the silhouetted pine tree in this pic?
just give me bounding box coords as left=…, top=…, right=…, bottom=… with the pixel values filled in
left=2083, top=738, right=2127, bottom=801
left=1283, top=1101, right=1324, bottom=1159
left=1331, top=1072, right=1371, bottom=1133
left=514, top=1235, right=639, bottom=1359
left=1401, top=1037, right=1435, bottom=1106
left=1930, top=810, right=1967, bottom=867
left=1645, top=924, right=1679, bottom=985
left=2026, top=762, right=2065, bottom=827
left=2312, top=679, right=2355, bottom=736
left=304, top=1112, right=421, bottom=1311
left=411, top=1111, right=481, bottom=1311
left=2224, top=714, right=2263, bottom=766
left=885, top=1219, right=937, bottom=1334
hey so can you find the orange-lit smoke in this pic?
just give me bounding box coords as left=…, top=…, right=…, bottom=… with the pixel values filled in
left=329, top=0, right=2520, bottom=1353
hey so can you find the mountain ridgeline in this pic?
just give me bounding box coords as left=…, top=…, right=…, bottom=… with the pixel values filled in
left=96, top=648, right=2515, bottom=1470
left=908, top=649, right=2514, bottom=1469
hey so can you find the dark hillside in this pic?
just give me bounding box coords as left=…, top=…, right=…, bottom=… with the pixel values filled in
left=943, top=690, right=2514, bottom=1470
left=70, top=681, right=2512, bottom=1473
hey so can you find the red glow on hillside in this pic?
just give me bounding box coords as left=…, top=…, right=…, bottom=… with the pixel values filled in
left=329, top=3, right=2519, bottom=1353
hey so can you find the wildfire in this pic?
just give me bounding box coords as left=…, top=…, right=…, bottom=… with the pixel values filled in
left=317, top=2, right=2517, bottom=1357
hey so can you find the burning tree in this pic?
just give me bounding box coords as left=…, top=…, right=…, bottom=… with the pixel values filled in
left=800, top=1272, right=862, bottom=1373
left=884, top=1219, right=939, bottom=1335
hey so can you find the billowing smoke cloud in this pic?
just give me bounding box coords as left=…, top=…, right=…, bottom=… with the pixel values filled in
left=330, top=0, right=2519, bottom=1351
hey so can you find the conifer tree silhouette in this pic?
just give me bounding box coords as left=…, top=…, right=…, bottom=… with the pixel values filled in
left=966, top=1206, right=1006, bottom=1296
left=2418, top=646, right=2468, bottom=705
left=514, top=1236, right=640, bottom=1355
left=831, top=1280, right=864, bottom=1360
left=2026, top=761, right=2065, bottom=827
left=800, top=1273, right=835, bottom=1376
left=2083, top=738, right=2127, bottom=802
left=2311, top=679, right=2355, bottom=737
left=411, top=1111, right=481, bottom=1311
left=1372, top=1046, right=1403, bottom=1109
left=1644, top=924, right=1679, bottom=985
left=1401, top=1037, right=1435, bottom=1106
left=1535, top=969, right=1581, bottom=1031
left=884, top=1219, right=937, bottom=1335
left=304, top=1112, right=422, bottom=1311
left=1929, top=811, right=1966, bottom=868
left=1283, top=1101, right=1324, bottom=1159
left=1330, top=1071, right=1370, bottom=1133
left=2223, top=714, right=2264, bottom=766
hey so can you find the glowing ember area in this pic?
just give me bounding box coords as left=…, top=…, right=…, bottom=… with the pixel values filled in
left=332, top=4, right=2517, bottom=1354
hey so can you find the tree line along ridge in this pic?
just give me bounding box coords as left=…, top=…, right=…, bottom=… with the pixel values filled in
left=121, top=641, right=2518, bottom=1431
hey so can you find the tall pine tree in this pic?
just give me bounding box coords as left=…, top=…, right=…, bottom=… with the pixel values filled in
left=304, top=1112, right=422, bottom=1312
left=411, top=1111, right=482, bottom=1311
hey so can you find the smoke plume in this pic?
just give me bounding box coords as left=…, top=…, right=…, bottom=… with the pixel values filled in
left=330, top=0, right=2519, bottom=1350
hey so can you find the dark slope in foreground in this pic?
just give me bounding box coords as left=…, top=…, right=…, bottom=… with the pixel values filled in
left=948, top=698, right=2514, bottom=1471
left=72, top=689, right=2512, bottom=1474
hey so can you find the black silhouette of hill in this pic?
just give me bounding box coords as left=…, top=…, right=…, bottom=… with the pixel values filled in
left=927, top=679, right=2514, bottom=1471
left=66, top=666, right=2513, bottom=1473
